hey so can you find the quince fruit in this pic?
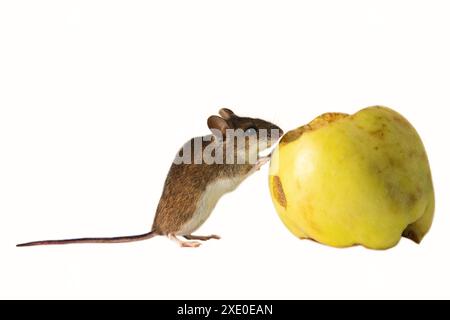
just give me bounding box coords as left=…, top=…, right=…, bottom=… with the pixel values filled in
left=269, top=106, right=434, bottom=249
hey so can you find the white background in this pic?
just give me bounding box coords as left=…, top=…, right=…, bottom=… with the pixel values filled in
left=1, top=1, right=449, bottom=299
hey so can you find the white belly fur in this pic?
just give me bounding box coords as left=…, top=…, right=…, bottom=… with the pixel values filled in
left=177, top=176, right=245, bottom=235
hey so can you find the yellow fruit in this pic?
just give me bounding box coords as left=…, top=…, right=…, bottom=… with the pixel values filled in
left=269, top=106, right=434, bottom=250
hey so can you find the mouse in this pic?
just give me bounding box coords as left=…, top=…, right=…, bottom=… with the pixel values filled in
left=17, top=108, right=283, bottom=248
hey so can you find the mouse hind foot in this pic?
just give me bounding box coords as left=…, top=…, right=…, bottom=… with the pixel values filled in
left=168, top=233, right=201, bottom=248
left=183, top=234, right=221, bottom=241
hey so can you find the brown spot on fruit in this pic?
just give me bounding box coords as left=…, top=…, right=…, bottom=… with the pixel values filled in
left=393, top=116, right=411, bottom=128
left=271, top=175, right=287, bottom=208
left=370, top=129, right=385, bottom=139
left=280, top=112, right=348, bottom=145
left=407, top=193, right=418, bottom=206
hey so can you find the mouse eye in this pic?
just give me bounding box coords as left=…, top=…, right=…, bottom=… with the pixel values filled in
left=245, top=127, right=257, bottom=135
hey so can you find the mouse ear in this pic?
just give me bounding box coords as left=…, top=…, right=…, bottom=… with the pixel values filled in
left=208, top=115, right=230, bottom=137
left=219, top=108, right=236, bottom=120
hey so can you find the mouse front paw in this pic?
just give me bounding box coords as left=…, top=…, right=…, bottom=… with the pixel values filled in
left=254, top=156, right=271, bottom=171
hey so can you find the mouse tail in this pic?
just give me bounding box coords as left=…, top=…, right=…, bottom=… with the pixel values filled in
left=16, top=231, right=157, bottom=247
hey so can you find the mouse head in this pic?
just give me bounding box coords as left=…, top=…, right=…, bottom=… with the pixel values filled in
left=207, top=108, right=284, bottom=163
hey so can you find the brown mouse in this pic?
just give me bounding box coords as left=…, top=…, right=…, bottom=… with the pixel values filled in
left=17, top=108, right=283, bottom=248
